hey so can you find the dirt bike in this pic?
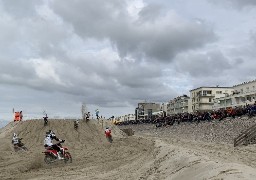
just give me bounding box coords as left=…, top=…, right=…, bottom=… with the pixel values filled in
left=106, top=135, right=113, bottom=143
left=42, top=141, right=72, bottom=164
left=12, top=138, right=28, bottom=152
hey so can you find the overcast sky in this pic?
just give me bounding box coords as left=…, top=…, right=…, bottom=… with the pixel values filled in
left=0, top=0, right=256, bottom=121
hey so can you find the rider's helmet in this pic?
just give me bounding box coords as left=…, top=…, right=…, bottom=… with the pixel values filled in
left=106, top=127, right=109, bottom=129
left=13, top=133, right=17, bottom=138
left=46, top=130, right=55, bottom=136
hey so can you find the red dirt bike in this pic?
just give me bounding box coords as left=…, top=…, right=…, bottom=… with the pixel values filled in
left=42, top=141, right=72, bottom=164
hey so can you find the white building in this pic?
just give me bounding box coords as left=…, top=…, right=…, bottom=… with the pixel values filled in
left=117, top=114, right=136, bottom=122
left=167, top=95, right=192, bottom=115
left=190, top=86, right=234, bottom=112
left=214, top=80, right=256, bottom=109
left=135, top=102, right=161, bottom=120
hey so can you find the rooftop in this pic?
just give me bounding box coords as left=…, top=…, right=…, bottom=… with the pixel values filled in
left=190, top=86, right=233, bottom=92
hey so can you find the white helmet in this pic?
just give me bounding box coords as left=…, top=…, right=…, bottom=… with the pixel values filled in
left=13, top=133, right=17, bottom=137
left=46, top=130, right=55, bottom=136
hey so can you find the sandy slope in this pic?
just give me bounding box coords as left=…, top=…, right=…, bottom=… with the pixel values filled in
left=0, top=119, right=256, bottom=180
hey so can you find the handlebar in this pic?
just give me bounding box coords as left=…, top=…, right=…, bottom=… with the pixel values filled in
left=56, top=140, right=65, bottom=146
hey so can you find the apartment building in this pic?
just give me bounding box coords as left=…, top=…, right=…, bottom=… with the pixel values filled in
left=213, top=80, right=256, bottom=109
left=190, top=86, right=234, bottom=112
left=167, top=95, right=192, bottom=115
left=135, top=102, right=161, bottom=120
left=117, top=114, right=136, bottom=122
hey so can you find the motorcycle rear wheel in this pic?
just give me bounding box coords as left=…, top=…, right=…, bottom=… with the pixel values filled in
left=21, top=146, right=28, bottom=151
left=44, top=155, right=54, bottom=164
left=14, top=146, right=28, bottom=152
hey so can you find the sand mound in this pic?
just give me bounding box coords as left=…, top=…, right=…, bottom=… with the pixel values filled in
left=1, top=119, right=256, bottom=180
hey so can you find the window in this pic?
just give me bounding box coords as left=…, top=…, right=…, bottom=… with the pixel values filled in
left=216, top=91, right=222, bottom=94
left=202, top=90, right=212, bottom=96
left=209, top=98, right=212, bottom=102
left=246, top=87, right=249, bottom=92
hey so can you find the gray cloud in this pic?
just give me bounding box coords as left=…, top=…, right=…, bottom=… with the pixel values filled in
left=174, top=46, right=256, bottom=89
left=174, top=50, right=233, bottom=78
left=0, top=0, right=255, bottom=120
left=208, top=0, right=256, bottom=9
left=137, top=3, right=166, bottom=22
left=250, top=31, right=256, bottom=44
left=0, top=0, right=43, bottom=18
left=50, top=0, right=216, bottom=62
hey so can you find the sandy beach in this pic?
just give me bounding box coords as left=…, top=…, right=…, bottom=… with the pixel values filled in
left=0, top=118, right=256, bottom=180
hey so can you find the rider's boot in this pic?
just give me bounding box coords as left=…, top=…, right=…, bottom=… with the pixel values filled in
left=57, top=152, right=64, bottom=159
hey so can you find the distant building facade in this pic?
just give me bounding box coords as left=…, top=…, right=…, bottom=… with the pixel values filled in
left=117, top=114, right=136, bottom=122
left=167, top=95, right=192, bottom=115
left=131, top=80, right=256, bottom=117
left=135, top=102, right=161, bottom=120
left=190, top=87, right=234, bottom=112
left=214, top=80, right=256, bottom=109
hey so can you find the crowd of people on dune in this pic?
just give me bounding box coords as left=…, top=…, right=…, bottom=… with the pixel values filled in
left=117, top=102, right=256, bottom=127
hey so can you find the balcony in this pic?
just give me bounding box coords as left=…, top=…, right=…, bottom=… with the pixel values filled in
left=199, top=94, right=215, bottom=97
left=199, top=102, right=214, bottom=104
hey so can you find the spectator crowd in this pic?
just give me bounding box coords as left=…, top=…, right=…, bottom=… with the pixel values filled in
left=116, top=102, right=256, bottom=128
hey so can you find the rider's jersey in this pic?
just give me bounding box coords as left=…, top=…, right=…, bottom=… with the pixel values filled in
left=12, top=137, right=19, bottom=145
left=105, top=129, right=111, bottom=137
left=44, top=134, right=60, bottom=147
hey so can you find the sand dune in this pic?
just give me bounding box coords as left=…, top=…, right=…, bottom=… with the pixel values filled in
left=0, top=119, right=256, bottom=180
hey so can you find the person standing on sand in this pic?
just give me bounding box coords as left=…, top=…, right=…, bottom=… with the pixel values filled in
left=19, top=111, right=23, bottom=121
left=86, top=112, right=90, bottom=121
left=43, top=115, right=48, bottom=126
left=74, top=119, right=79, bottom=130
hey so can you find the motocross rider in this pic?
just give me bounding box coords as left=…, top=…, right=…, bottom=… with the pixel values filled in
left=43, top=115, right=48, bottom=124
left=74, top=119, right=79, bottom=127
left=12, top=133, right=20, bottom=146
left=105, top=127, right=112, bottom=137
left=44, top=130, right=65, bottom=159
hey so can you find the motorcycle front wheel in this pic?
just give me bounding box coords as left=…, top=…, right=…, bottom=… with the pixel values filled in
left=64, top=152, right=72, bottom=163
left=107, top=136, right=113, bottom=143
